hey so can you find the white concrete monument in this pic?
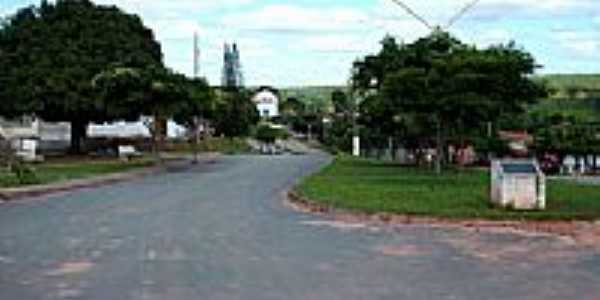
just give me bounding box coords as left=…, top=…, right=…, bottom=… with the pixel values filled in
left=491, top=160, right=546, bottom=210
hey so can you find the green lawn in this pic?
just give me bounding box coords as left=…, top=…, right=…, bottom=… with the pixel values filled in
left=0, top=159, right=155, bottom=188
left=297, top=156, right=600, bottom=221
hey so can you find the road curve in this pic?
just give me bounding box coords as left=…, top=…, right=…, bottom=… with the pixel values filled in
left=0, top=154, right=599, bottom=300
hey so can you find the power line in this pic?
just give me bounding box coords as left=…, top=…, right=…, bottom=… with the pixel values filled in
left=387, top=0, right=482, bottom=32
left=387, top=0, right=434, bottom=31
left=445, top=0, right=481, bottom=30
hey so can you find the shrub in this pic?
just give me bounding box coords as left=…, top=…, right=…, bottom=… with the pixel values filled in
left=255, top=124, right=288, bottom=144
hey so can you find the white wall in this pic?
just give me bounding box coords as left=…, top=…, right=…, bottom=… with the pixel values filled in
left=88, top=118, right=187, bottom=139
left=253, top=90, right=279, bottom=118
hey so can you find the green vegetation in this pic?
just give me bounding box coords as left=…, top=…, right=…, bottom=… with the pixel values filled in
left=0, top=159, right=155, bottom=188
left=297, top=156, right=600, bottom=221
left=254, top=124, right=289, bottom=144
left=0, top=0, right=163, bottom=152
left=541, top=74, right=600, bottom=96
left=280, top=86, right=339, bottom=110
left=211, top=90, right=260, bottom=138
left=530, top=98, right=600, bottom=122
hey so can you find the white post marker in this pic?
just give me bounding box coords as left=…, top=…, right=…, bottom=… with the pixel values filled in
left=353, top=136, right=360, bottom=157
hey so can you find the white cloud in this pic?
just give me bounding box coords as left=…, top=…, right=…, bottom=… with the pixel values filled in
left=455, top=27, right=515, bottom=47
left=303, top=34, right=378, bottom=54
left=222, top=4, right=368, bottom=33
left=374, top=0, right=600, bottom=27
left=2, top=0, right=599, bottom=86
left=94, top=0, right=255, bottom=17
left=554, top=29, right=600, bottom=58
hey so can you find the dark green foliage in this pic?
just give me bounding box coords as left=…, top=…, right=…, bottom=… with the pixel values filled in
left=331, top=89, right=351, bottom=115
left=533, top=118, right=600, bottom=158
left=351, top=31, right=547, bottom=170
left=255, top=124, right=288, bottom=144
left=172, top=77, right=215, bottom=128
left=10, top=162, right=39, bottom=185
left=323, top=116, right=353, bottom=153
left=213, top=90, right=259, bottom=137
left=0, top=0, right=163, bottom=152
left=93, top=65, right=194, bottom=160
left=0, top=139, right=39, bottom=185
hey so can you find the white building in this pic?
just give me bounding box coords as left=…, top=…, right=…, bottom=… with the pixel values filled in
left=0, top=116, right=187, bottom=159
left=0, top=117, right=71, bottom=161
left=252, top=87, right=280, bottom=119
left=88, top=118, right=186, bottom=139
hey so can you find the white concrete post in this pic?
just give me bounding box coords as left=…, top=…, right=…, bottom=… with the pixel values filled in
left=353, top=136, right=360, bottom=157
left=537, top=175, right=546, bottom=210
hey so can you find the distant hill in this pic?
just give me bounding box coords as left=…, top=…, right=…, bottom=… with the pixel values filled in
left=275, top=74, right=600, bottom=101
left=278, top=86, right=344, bottom=112
left=538, top=74, right=600, bottom=98
left=270, top=75, right=600, bottom=120
left=532, top=74, right=600, bottom=121
left=279, top=86, right=343, bottom=100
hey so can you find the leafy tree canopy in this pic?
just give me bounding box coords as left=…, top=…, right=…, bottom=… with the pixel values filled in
left=351, top=30, right=548, bottom=171
left=0, top=0, right=162, bottom=151
left=212, top=89, right=259, bottom=138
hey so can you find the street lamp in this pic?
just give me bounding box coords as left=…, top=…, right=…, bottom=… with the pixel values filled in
left=352, top=78, right=378, bottom=157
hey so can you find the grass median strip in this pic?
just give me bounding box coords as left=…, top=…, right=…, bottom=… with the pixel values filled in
left=296, top=156, right=600, bottom=221
left=0, top=159, right=155, bottom=188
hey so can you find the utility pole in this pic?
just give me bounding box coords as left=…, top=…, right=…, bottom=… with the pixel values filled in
left=352, top=90, right=360, bottom=157
left=192, top=32, right=201, bottom=164
left=193, top=32, right=200, bottom=78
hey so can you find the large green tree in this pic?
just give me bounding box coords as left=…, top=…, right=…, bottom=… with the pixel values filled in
left=172, top=77, right=215, bottom=163
left=212, top=90, right=259, bottom=138
left=0, top=0, right=162, bottom=152
left=92, top=66, right=192, bottom=160
left=353, top=31, right=547, bottom=172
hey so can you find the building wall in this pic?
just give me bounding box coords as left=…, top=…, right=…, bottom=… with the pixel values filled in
left=88, top=118, right=186, bottom=139
left=253, top=90, right=280, bottom=118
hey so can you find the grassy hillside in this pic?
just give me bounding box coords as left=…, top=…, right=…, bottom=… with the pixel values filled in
left=273, top=75, right=600, bottom=121
left=532, top=74, right=600, bottom=121
left=280, top=86, right=342, bottom=101
left=279, top=86, right=343, bottom=112
left=278, top=74, right=600, bottom=102
left=540, top=74, right=600, bottom=93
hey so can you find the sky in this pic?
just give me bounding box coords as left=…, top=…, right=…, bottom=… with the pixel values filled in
left=1, top=0, right=599, bottom=87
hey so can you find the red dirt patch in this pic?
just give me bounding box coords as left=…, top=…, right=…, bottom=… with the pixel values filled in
left=443, top=234, right=584, bottom=264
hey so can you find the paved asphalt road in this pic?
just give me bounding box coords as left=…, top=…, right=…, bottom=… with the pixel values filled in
left=1, top=154, right=599, bottom=300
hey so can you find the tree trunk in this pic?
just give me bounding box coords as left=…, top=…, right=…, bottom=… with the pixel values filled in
left=70, top=120, right=87, bottom=154
left=192, top=117, right=200, bottom=164
left=435, top=121, right=443, bottom=175
left=388, top=136, right=394, bottom=161
left=152, top=116, right=163, bottom=164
